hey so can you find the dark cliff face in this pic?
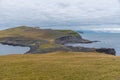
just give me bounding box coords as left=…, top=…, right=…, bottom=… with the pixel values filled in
left=66, top=46, right=95, bottom=52
left=55, top=36, right=92, bottom=44
left=96, top=48, right=116, bottom=56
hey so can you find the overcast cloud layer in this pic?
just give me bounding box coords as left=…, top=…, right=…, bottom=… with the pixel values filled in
left=0, top=0, right=120, bottom=29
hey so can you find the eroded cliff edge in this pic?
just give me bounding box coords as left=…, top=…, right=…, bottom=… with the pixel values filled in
left=0, top=26, right=116, bottom=55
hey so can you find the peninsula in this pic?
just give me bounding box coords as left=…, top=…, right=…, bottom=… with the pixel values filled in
left=0, top=26, right=116, bottom=55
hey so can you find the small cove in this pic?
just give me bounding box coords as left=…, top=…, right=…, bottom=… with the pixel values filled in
left=0, top=44, right=30, bottom=55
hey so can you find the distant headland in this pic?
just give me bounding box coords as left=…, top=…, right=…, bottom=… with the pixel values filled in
left=0, top=26, right=116, bottom=55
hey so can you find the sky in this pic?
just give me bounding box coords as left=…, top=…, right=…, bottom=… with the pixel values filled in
left=0, top=0, right=120, bottom=30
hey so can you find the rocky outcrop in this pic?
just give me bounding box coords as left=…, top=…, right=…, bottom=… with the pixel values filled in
left=55, top=36, right=92, bottom=44
left=66, top=46, right=116, bottom=55
left=96, top=48, right=116, bottom=56
left=66, top=46, right=95, bottom=52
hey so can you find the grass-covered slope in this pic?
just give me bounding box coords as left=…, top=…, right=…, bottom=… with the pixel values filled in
left=0, top=52, right=119, bottom=80
left=0, top=26, right=80, bottom=40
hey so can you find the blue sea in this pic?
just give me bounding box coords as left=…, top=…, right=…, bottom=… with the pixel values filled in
left=72, top=31, right=120, bottom=56
left=0, top=44, right=30, bottom=55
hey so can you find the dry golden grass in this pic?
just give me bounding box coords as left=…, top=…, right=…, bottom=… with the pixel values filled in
left=0, top=52, right=120, bottom=80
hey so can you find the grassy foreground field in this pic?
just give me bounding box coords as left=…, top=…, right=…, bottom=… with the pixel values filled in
left=0, top=52, right=120, bottom=80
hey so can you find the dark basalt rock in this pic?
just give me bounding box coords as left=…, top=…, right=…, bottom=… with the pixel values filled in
left=66, top=46, right=95, bottom=52
left=55, top=36, right=92, bottom=44
left=96, top=48, right=116, bottom=56
left=65, top=46, right=116, bottom=56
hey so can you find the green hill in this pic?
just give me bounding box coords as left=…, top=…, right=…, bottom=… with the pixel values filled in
left=0, top=26, right=80, bottom=40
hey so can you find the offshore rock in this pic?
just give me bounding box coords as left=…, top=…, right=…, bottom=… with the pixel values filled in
left=96, top=48, right=116, bottom=56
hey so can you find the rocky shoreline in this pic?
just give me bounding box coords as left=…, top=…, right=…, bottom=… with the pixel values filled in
left=0, top=35, right=116, bottom=56
left=0, top=26, right=116, bottom=56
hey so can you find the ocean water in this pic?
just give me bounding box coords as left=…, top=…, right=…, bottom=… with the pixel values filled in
left=0, top=44, right=30, bottom=55
left=67, top=31, right=120, bottom=56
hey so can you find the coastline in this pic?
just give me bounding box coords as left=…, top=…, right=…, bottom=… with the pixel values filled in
left=0, top=26, right=116, bottom=56
left=0, top=34, right=116, bottom=56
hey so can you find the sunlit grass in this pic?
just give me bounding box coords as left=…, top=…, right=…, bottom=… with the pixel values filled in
left=0, top=52, right=120, bottom=80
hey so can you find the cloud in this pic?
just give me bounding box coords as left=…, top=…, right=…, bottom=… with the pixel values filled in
left=0, top=0, right=120, bottom=28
